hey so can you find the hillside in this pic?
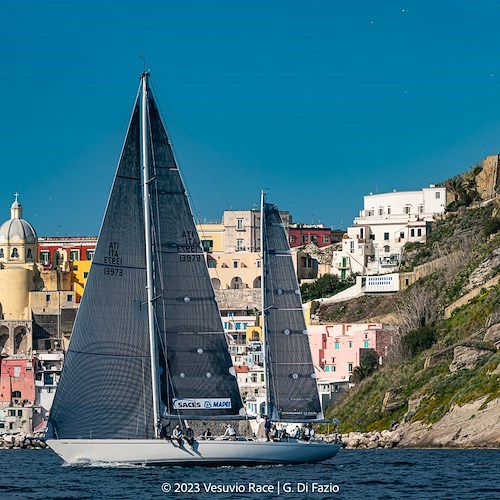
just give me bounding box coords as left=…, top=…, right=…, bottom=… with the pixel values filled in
left=322, top=201, right=500, bottom=448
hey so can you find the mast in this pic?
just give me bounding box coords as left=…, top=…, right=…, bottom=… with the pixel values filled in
left=260, top=190, right=270, bottom=418
left=140, top=70, right=160, bottom=437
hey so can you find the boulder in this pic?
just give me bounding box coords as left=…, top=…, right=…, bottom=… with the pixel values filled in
left=484, top=323, right=500, bottom=346
left=449, top=346, right=491, bottom=372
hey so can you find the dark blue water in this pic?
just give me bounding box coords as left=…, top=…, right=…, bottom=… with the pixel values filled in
left=0, top=448, right=498, bottom=499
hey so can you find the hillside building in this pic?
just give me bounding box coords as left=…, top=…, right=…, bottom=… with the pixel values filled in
left=332, top=185, right=446, bottom=277
left=308, top=323, right=394, bottom=408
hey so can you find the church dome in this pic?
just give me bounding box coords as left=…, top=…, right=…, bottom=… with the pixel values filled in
left=0, top=195, right=38, bottom=244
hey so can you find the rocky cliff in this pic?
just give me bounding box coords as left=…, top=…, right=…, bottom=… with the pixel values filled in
left=323, top=202, right=500, bottom=448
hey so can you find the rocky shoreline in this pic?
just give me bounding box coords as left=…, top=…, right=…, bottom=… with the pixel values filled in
left=339, top=430, right=401, bottom=449
left=0, top=434, right=47, bottom=450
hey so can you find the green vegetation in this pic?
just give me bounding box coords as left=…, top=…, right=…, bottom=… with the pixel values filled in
left=401, top=326, right=436, bottom=358
left=300, top=273, right=356, bottom=302
left=350, top=349, right=378, bottom=384
left=323, top=197, right=499, bottom=433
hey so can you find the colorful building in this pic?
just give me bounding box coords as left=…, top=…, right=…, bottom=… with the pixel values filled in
left=289, top=223, right=342, bottom=248
left=308, top=323, right=395, bottom=407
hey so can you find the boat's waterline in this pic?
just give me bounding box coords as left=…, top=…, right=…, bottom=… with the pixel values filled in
left=47, top=438, right=341, bottom=466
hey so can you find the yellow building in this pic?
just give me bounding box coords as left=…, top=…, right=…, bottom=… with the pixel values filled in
left=196, top=221, right=225, bottom=253
left=70, top=260, right=92, bottom=301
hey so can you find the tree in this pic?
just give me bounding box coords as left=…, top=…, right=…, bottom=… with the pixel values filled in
left=300, top=273, right=356, bottom=302
left=350, top=349, right=378, bottom=384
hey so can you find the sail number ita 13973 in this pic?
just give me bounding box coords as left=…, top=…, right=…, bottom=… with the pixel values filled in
left=103, top=241, right=124, bottom=277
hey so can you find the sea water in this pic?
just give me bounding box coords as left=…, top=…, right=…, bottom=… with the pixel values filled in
left=0, top=448, right=498, bottom=499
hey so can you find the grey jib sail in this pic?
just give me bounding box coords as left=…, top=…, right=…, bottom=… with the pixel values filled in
left=146, top=94, right=242, bottom=419
left=262, top=202, right=322, bottom=421
left=50, top=98, right=155, bottom=439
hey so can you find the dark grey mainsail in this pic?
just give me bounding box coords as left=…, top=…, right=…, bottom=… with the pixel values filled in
left=50, top=75, right=243, bottom=440
left=50, top=99, right=155, bottom=439
left=145, top=91, right=243, bottom=419
left=262, top=199, right=322, bottom=422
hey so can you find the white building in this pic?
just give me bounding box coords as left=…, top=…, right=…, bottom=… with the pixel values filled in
left=333, top=185, right=446, bottom=276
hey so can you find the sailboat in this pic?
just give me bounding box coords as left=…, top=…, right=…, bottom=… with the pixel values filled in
left=46, top=71, right=341, bottom=465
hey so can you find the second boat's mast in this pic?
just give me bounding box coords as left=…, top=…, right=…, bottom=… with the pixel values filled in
left=260, top=190, right=270, bottom=418
left=141, top=71, right=160, bottom=438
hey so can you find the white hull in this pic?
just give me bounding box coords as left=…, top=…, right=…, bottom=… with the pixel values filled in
left=47, top=438, right=341, bottom=466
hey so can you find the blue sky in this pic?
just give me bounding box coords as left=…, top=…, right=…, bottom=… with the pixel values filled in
left=2, top=0, right=500, bottom=235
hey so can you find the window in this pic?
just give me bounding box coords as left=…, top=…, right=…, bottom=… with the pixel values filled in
left=70, top=250, right=80, bottom=261
left=323, top=235, right=330, bottom=243
left=378, top=207, right=383, bottom=215
left=360, top=228, right=364, bottom=239
left=17, top=409, right=23, bottom=417
left=11, top=391, right=21, bottom=399
left=83, top=272, right=89, bottom=278
left=251, top=373, right=258, bottom=383
left=233, top=260, right=238, bottom=268
left=331, top=365, right=336, bottom=372
left=303, top=257, right=312, bottom=268
left=435, top=192, right=441, bottom=199
left=235, top=322, right=241, bottom=330
left=46, top=294, right=51, bottom=302
left=311, top=235, right=317, bottom=243
left=369, top=234, right=375, bottom=240
left=290, top=235, right=296, bottom=243
left=363, top=340, right=369, bottom=348
left=14, top=366, right=21, bottom=378
left=8, top=409, right=16, bottom=417
left=208, top=260, right=216, bottom=268
left=27, top=248, right=33, bottom=259
left=387, top=207, right=391, bottom=215
left=418, top=205, right=424, bottom=214
left=40, top=251, right=49, bottom=264
left=325, top=366, right=329, bottom=372
left=236, top=218, right=244, bottom=230
left=334, top=341, right=340, bottom=350
left=201, top=240, right=213, bottom=253
left=86, top=250, right=95, bottom=260
left=410, top=229, right=415, bottom=237
left=404, top=205, right=411, bottom=214
left=348, top=341, right=352, bottom=348
left=236, top=239, right=244, bottom=251
left=67, top=294, right=73, bottom=302
left=417, top=228, right=422, bottom=237
left=44, top=373, right=54, bottom=385
left=301, top=234, right=307, bottom=244
left=400, top=232, right=404, bottom=239
left=11, top=248, right=19, bottom=258
left=384, top=233, right=389, bottom=240
left=350, top=241, right=354, bottom=253
left=0, top=249, right=3, bottom=258
left=348, top=363, right=353, bottom=372
left=223, top=322, right=228, bottom=329
left=256, top=260, right=261, bottom=268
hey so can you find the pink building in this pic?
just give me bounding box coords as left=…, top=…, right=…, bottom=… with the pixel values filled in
left=0, top=357, right=35, bottom=404
left=309, top=323, right=393, bottom=383
left=309, top=323, right=394, bottom=408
